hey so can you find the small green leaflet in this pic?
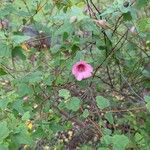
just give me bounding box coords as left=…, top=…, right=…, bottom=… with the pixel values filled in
left=66, top=97, right=81, bottom=111
left=144, top=96, right=150, bottom=112
left=0, top=43, right=12, bottom=57
left=22, top=111, right=30, bottom=121
left=82, top=109, right=89, bottom=118
left=12, top=35, right=30, bottom=45
left=105, top=112, right=114, bottom=124
left=59, top=89, right=70, bottom=99
left=0, top=121, right=10, bottom=142
left=112, top=135, right=129, bottom=150
left=12, top=46, right=26, bottom=60
left=101, top=134, right=129, bottom=150
left=0, top=68, right=7, bottom=76
left=96, top=96, right=110, bottom=109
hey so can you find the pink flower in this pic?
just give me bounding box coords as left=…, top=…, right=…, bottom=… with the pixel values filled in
left=72, top=61, right=93, bottom=81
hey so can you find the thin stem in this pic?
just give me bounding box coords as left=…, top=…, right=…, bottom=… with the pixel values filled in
left=90, top=30, right=128, bottom=86
left=99, top=106, right=146, bottom=113
left=106, top=66, right=114, bottom=88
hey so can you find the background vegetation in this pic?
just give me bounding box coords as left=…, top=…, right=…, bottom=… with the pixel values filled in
left=0, top=0, right=150, bottom=149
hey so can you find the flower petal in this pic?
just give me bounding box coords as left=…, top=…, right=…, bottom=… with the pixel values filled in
left=82, top=71, right=92, bottom=79
left=76, top=73, right=84, bottom=81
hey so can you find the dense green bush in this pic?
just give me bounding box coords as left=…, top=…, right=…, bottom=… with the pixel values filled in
left=0, top=0, right=150, bottom=149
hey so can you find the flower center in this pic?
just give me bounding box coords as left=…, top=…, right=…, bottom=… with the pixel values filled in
left=77, top=64, right=86, bottom=72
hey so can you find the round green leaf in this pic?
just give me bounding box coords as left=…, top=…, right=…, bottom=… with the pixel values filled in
left=82, top=109, right=89, bottom=118
left=96, top=96, right=110, bottom=109
left=0, top=121, right=10, bottom=142
left=66, top=97, right=81, bottom=111
left=59, top=89, right=70, bottom=99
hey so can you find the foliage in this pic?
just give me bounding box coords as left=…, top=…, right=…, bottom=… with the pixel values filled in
left=0, top=0, right=150, bottom=149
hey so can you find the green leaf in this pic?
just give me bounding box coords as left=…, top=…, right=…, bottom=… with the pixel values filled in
left=123, top=12, right=132, bottom=21
left=98, top=148, right=109, bottom=150
left=0, top=43, right=12, bottom=58
left=82, top=109, right=89, bottom=118
left=0, top=98, right=9, bottom=109
left=59, top=89, right=70, bottom=99
left=146, top=102, right=150, bottom=112
left=12, top=46, right=26, bottom=60
left=69, top=6, right=89, bottom=21
left=134, top=132, right=144, bottom=142
left=144, top=96, right=150, bottom=112
left=80, top=145, right=94, bottom=150
left=138, top=18, right=150, bottom=32
left=0, top=68, right=7, bottom=76
left=112, top=134, right=129, bottom=150
left=102, top=128, right=112, bottom=135
left=55, top=22, right=74, bottom=35
left=49, top=123, right=64, bottom=133
left=12, top=99, right=24, bottom=114
left=144, top=95, right=150, bottom=102
left=17, top=83, right=33, bottom=97
left=0, top=121, right=10, bottom=142
left=100, top=4, right=116, bottom=16
left=44, top=76, right=53, bottom=86
left=22, top=71, right=42, bottom=83
left=101, top=134, right=129, bottom=150
left=12, top=35, right=30, bottom=45
left=50, top=44, right=61, bottom=54
left=136, top=0, right=150, bottom=8
left=13, top=129, right=33, bottom=145
left=0, top=144, right=9, bottom=150
left=96, top=96, right=110, bottom=109
left=102, top=135, right=113, bottom=145
left=143, top=69, right=150, bottom=78
left=105, top=112, right=114, bottom=124
left=66, top=97, right=81, bottom=111
left=22, top=111, right=30, bottom=121
left=63, top=32, right=69, bottom=41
